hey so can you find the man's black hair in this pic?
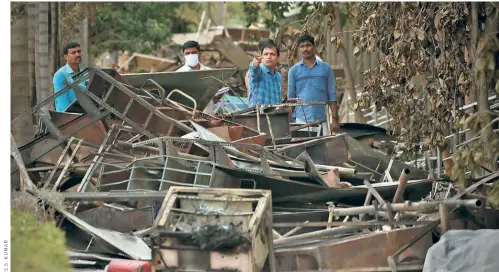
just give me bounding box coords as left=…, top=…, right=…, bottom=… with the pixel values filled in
left=182, top=40, right=201, bottom=53
left=296, top=33, right=315, bottom=46
left=258, top=38, right=280, bottom=56
left=63, top=42, right=80, bottom=55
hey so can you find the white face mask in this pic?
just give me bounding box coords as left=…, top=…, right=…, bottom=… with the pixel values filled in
left=185, top=54, right=200, bottom=67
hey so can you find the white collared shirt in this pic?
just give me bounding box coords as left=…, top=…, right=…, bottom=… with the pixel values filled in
left=176, top=63, right=212, bottom=72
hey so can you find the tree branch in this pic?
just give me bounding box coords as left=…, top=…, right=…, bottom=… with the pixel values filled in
left=470, top=2, right=478, bottom=63
left=334, top=8, right=366, bottom=123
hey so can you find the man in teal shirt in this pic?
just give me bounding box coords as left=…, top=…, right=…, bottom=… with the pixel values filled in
left=52, top=42, right=87, bottom=112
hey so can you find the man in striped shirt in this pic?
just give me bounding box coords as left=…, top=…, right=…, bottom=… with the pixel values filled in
left=248, top=39, right=282, bottom=107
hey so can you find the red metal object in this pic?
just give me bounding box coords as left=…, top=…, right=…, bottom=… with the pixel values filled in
left=106, top=260, right=152, bottom=272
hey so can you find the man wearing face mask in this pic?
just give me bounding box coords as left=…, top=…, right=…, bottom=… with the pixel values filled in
left=176, top=40, right=212, bottom=72
left=247, top=39, right=282, bottom=107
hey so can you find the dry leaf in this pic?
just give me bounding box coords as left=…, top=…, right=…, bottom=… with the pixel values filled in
left=353, top=46, right=360, bottom=57
left=464, top=46, right=470, bottom=64
left=415, top=28, right=425, bottom=41
left=435, top=31, right=443, bottom=42
left=458, top=72, right=466, bottom=85
left=350, top=5, right=359, bottom=17
left=394, top=30, right=401, bottom=39
left=434, top=12, right=441, bottom=28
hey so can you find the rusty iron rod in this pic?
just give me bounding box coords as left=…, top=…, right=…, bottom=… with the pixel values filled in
left=392, top=168, right=411, bottom=203
left=272, top=229, right=282, bottom=240
left=290, top=120, right=326, bottom=132
left=329, top=199, right=483, bottom=217
left=273, top=224, right=365, bottom=246
left=359, top=190, right=372, bottom=221
left=273, top=220, right=433, bottom=228
left=280, top=220, right=309, bottom=238
left=363, top=180, right=387, bottom=206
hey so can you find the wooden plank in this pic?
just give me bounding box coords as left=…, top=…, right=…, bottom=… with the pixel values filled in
left=154, top=190, right=176, bottom=228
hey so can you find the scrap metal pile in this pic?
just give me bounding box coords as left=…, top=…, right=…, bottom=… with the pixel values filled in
left=10, top=67, right=497, bottom=272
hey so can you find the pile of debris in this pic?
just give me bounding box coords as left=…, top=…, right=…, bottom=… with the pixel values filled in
left=10, top=67, right=499, bottom=271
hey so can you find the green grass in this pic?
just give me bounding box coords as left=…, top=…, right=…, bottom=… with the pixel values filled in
left=11, top=192, right=71, bottom=272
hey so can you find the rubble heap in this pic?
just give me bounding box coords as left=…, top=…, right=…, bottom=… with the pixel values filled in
left=10, top=67, right=498, bottom=272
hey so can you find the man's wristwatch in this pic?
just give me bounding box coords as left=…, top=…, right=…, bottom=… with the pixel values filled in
left=331, top=113, right=339, bottom=120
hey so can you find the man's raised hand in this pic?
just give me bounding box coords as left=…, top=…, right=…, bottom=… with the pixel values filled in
left=252, top=54, right=262, bottom=67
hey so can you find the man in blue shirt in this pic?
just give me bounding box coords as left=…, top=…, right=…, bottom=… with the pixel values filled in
left=52, top=42, right=87, bottom=112
left=248, top=39, right=282, bottom=107
left=287, top=33, right=340, bottom=133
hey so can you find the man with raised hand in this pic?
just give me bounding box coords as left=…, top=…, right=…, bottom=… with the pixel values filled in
left=287, top=33, right=340, bottom=134
left=247, top=39, right=282, bottom=107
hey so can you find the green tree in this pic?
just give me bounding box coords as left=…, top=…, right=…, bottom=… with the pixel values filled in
left=242, top=2, right=315, bottom=30
left=88, top=2, right=202, bottom=57
left=61, top=2, right=249, bottom=58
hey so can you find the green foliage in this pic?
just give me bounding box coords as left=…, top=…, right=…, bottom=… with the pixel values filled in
left=241, top=2, right=314, bottom=30
left=487, top=182, right=499, bottom=208
left=452, top=113, right=499, bottom=187
left=241, top=2, right=350, bottom=33
left=11, top=209, right=70, bottom=271
left=89, top=2, right=202, bottom=57
left=226, top=2, right=251, bottom=26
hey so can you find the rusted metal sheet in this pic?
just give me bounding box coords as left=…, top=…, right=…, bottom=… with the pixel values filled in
left=76, top=205, right=153, bottom=233
left=208, top=125, right=245, bottom=142
left=82, top=68, right=194, bottom=136
left=215, top=163, right=432, bottom=205
left=215, top=164, right=329, bottom=197
left=232, top=134, right=267, bottom=153
left=49, top=198, right=152, bottom=260
left=20, top=112, right=109, bottom=166
left=272, top=179, right=433, bottom=205
left=347, top=135, right=428, bottom=181
left=279, top=134, right=350, bottom=166
left=274, top=226, right=432, bottom=271
left=121, top=68, right=237, bottom=110
left=448, top=207, right=499, bottom=230
left=224, top=111, right=291, bottom=141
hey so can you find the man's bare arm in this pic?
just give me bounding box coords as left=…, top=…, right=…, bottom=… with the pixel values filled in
left=329, top=102, right=338, bottom=120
